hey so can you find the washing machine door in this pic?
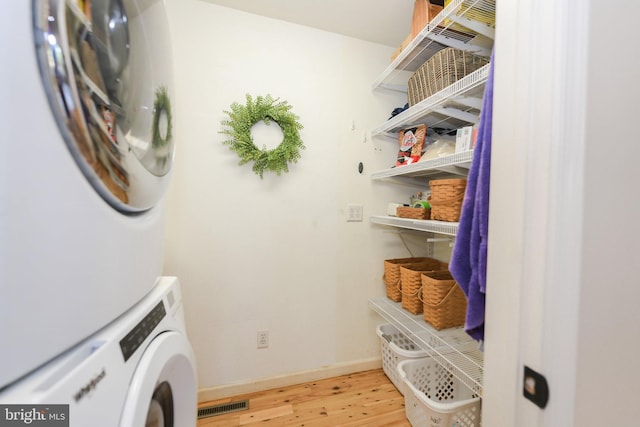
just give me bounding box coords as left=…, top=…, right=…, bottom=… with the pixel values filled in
left=33, top=0, right=174, bottom=213
left=120, top=331, right=197, bottom=426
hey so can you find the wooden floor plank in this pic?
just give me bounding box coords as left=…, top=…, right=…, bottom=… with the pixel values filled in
left=197, top=369, right=411, bottom=427
left=238, top=404, right=294, bottom=425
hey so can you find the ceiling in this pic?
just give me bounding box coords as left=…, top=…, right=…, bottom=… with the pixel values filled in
left=197, top=0, right=415, bottom=47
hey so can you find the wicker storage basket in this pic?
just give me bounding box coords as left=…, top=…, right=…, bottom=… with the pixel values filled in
left=400, top=262, right=449, bottom=314
left=383, top=257, right=441, bottom=302
left=421, top=271, right=467, bottom=330
left=407, top=48, right=489, bottom=106
left=397, top=206, right=430, bottom=220
left=429, top=178, right=467, bottom=222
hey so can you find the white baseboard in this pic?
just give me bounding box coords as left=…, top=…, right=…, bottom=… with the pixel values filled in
left=198, top=357, right=382, bottom=403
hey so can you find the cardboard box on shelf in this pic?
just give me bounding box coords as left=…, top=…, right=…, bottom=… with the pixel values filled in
left=455, top=124, right=479, bottom=152
left=391, top=1, right=443, bottom=62
left=411, top=0, right=444, bottom=40
left=390, top=34, right=413, bottom=61
left=455, top=126, right=473, bottom=153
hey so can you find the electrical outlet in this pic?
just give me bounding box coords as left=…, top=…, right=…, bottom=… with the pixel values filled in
left=257, top=330, right=269, bottom=349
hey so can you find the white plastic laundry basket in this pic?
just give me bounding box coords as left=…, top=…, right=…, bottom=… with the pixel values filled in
left=376, top=324, right=428, bottom=395
left=398, top=358, right=481, bottom=427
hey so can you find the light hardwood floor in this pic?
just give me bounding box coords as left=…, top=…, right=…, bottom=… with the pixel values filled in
left=196, top=369, right=411, bottom=427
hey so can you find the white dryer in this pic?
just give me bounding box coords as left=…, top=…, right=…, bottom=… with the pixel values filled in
left=0, top=277, right=197, bottom=426
left=0, top=0, right=176, bottom=389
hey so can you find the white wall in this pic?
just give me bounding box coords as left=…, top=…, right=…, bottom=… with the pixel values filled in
left=162, top=0, right=420, bottom=391
left=574, top=0, right=640, bottom=424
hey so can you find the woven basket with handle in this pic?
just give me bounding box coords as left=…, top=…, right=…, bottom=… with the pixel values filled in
left=421, top=271, right=467, bottom=330
left=429, top=178, right=467, bottom=222
left=399, top=261, right=448, bottom=314
left=383, top=257, right=445, bottom=302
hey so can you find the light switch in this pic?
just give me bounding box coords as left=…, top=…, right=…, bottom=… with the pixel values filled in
left=347, top=204, right=363, bottom=222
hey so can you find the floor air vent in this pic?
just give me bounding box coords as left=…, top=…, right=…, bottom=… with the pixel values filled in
left=197, top=399, right=250, bottom=419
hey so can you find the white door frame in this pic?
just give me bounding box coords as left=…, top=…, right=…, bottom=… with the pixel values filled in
left=485, top=0, right=590, bottom=425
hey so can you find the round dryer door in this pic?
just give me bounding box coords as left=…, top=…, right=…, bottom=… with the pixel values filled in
left=120, top=331, right=197, bottom=426
left=33, top=0, right=174, bottom=213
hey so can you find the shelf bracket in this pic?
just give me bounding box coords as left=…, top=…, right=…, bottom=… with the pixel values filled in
left=432, top=107, right=479, bottom=124
left=427, top=236, right=454, bottom=252
left=432, top=164, right=471, bottom=177
left=446, top=14, right=496, bottom=40
left=449, top=95, right=483, bottom=110
left=426, top=232, right=435, bottom=257
left=427, top=237, right=454, bottom=243
left=424, top=33, right=492, bottom=57
left=377, top=83, right=409, bottom=93
left=370, top=131, right=399, bottom=140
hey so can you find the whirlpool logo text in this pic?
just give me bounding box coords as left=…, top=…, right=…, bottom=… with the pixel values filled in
left=73, top=368, right=106, bottom=403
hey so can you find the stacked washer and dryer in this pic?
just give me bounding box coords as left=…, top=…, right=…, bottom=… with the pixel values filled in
left=0, top=1, right=197, bottom=425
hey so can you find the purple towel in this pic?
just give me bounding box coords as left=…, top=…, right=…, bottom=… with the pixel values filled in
left=449, top=51, right=494, bottom=343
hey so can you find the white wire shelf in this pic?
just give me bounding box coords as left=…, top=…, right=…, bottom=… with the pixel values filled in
left=373, top=0, right=496, bottom=92
left=370, top=216, right=459, bottom=236
left=368, top=0, right=490, bottom=400
left=371, top=150, right=473, bottom=180
left=369, top=297, right=484, bottom=395
left=373, top=65, right=489, bottom=136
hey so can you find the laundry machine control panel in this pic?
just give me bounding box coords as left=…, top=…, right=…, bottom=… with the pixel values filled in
left=120, top=300, right=166, bottom=361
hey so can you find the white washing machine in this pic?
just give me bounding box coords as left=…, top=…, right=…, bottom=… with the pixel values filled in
left=0, top=277, right=197, bottom=426
left=0, top=0, right=176, bottom=389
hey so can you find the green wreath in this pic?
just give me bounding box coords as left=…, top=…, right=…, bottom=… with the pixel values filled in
left=220, top=94, right=304, bottom=179
left=152, top=86, right=172, bottom=150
